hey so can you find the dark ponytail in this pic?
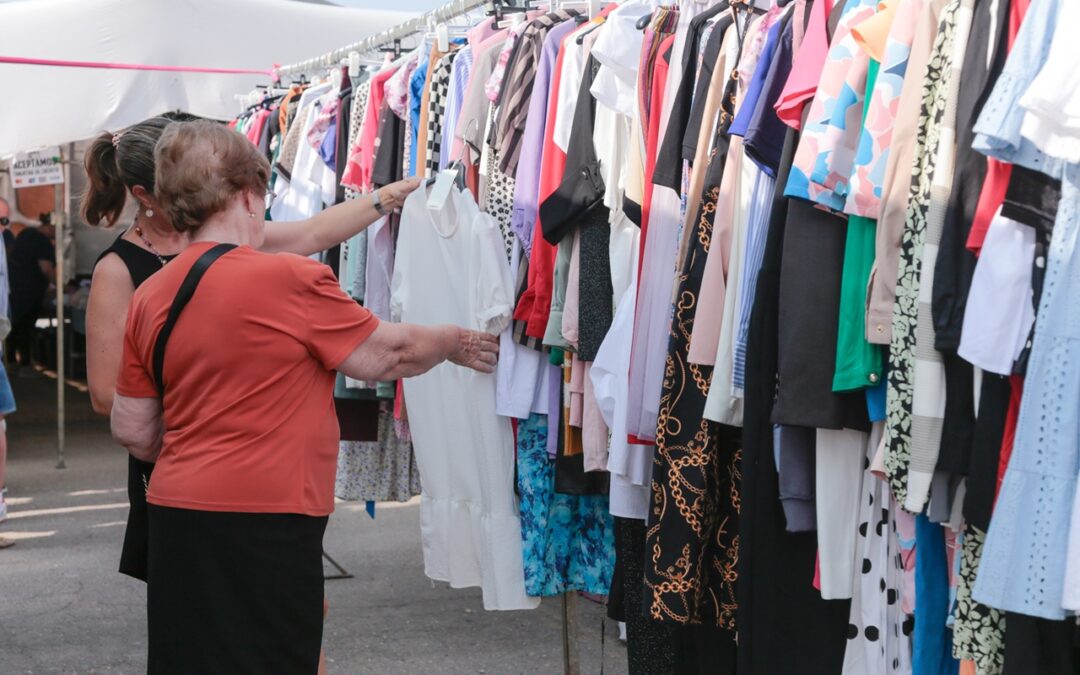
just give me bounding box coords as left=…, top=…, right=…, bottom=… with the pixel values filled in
left=80, top=115, right=180, bottom=227
left=81, top=132, right=127, bottom=227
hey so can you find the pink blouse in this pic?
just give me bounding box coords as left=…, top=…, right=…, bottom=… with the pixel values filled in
left=774, top=0, right=835, bottom=129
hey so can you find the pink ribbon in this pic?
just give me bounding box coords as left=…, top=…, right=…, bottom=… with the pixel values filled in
left=0, top=55, right=279, bottom=81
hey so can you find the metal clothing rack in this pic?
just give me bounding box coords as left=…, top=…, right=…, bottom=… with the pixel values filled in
left=323, top=550, right=354, bottom=581
left=274, top=2, right=600, bottom=672
left=273, top=0, right=490, bottom=79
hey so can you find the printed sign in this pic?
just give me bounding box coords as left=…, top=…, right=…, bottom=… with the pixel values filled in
left=12, top=147, right=64, bottom=187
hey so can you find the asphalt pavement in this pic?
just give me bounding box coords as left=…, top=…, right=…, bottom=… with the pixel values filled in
left=0, top=373, right=626, bottom=674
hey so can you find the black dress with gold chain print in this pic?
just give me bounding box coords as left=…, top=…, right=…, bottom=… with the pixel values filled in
left=644, top=4, right=760, bottom=633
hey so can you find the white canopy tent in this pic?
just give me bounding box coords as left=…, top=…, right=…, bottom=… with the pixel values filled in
left=0, top=0, right=415, bottom=463
left=0, top=0, right=414, bottom=156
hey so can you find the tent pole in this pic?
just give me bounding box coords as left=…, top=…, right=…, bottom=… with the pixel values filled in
left=54, top=153, right=66, bottom=470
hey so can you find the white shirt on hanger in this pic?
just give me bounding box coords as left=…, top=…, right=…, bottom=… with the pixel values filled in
left=589, top=2, right=652, bottom=119
left=590, top=278, right=650, bottom=520
left=553, top=30, right=589, bottom=153
left=957, top=210, right=1036, bottom=376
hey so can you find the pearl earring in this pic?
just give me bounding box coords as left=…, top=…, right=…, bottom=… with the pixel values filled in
left=145, top=208, right=154, bottom=218
left=248, top=212, right=257, bottom=219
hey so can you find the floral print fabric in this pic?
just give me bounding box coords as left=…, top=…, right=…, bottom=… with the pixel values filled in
left=901, top=0, right=974, bottom=514
left=307, top=93, right=339, bottom=152
left=882, top=0, right=960, bottom=507
left=335, top=402, right=422, bottom=503
left=516, top=413, right=615, bottom=597
left=485, top=21, right=528, bottom=103
left=385, top=53, right=418, bottom=121
left=951, top=524, right=1005, bottom=674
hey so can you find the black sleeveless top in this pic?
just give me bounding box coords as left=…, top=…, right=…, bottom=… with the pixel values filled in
left=95, top=234, right=178, bottom=289
left=96, top=234, right=177, bottom=582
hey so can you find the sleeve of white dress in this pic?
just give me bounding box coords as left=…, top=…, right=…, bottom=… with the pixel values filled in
left=388, top=254, right=405, bottom=324
left=389, top=201, right=415, bottom=324
left=472, top=209, right=515, bottom=335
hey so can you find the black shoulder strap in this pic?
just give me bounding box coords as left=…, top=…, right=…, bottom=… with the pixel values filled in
left=152, top=244, right=236, bottom=397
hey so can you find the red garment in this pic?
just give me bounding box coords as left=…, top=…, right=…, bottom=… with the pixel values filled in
left=246, top=109, right=270, bottom=146
left=514, top=11, right=620, bottom=339
left=981, top=0, right=1033, bottom=503
left=516, top=28, right=577, bottom=338
left=639, top=34, right=678, bottom=266
left=625, top=35, right=675, bottom=447
left=995, top=376, right=1024, bottom=504
left=775, top=0, right=834, bottom=129
left=966, top=161, right=1012, bottom=254
left=965, top=0, right=1032, bottom=253
left=341, top=66, right=395, bottom=192
left=394, top=379, right=406, bottom=420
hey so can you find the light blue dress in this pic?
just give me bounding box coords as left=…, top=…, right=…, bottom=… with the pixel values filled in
left=970, top=0, right=1079, bottom=621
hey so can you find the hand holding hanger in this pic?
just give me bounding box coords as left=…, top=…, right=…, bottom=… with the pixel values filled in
left=374, top=177, right=423, bottom=216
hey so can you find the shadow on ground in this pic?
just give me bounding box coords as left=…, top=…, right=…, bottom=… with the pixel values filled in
left=0, top=372, right=626, bottom=674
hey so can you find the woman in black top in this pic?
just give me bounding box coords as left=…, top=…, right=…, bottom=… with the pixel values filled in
left=92, top=237, right=176, bottom=580
left=83, top=115, right=417, bottom=581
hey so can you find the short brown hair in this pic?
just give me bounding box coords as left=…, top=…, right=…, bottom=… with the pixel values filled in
left=154, top=120, right=270, bottom=234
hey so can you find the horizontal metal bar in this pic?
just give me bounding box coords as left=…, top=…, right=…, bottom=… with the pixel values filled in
left=274, top=0, right=491, bottom=78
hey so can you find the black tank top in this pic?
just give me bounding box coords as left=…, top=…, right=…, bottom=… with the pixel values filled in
left=96, top=234, right=179, bottom=582
left=94, top=234, right=177, bottom=288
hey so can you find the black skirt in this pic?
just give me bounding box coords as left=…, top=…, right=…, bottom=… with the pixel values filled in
left=146, top=505, right=328, bottom=675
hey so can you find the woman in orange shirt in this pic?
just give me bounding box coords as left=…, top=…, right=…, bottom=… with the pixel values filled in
left=111, top=120, right=497, bottom=674
left=84, top=113, right=421, bottom=586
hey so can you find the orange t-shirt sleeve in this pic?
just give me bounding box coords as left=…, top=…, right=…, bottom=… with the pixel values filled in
left=116, top=300, right=159, bottom=399
left=290, top=257, right=380, bottom=370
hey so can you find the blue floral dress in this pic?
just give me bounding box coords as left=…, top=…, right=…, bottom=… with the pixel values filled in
left=516, top=413, right=615, bottom=596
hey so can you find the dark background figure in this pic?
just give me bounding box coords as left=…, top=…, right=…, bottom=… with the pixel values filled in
left=9, top=215, right=55, bottom=370
left=0, top=198, right=13, bottom=261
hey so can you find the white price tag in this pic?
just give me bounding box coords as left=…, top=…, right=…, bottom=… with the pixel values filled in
left=426, top=167, right=459, bottom=211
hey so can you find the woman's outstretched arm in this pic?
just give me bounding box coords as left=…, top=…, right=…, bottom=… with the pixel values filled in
left=336, top=322, right=499, bottom=383
left=261, top=178, right=420, bottom=256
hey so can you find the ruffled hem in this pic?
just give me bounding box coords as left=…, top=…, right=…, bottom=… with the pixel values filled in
left=972, top=468, right=1075, bottom=620
left=419, top=495, right=539, bottom=611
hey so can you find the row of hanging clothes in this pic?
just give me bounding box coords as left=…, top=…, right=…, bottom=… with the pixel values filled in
left=240, top=0, right=1080, bottom=670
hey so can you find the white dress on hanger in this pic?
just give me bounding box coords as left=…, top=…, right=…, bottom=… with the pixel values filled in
left=391, top=185, right=538, bottom=611
left=590, top=280, right=651, bottom=521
